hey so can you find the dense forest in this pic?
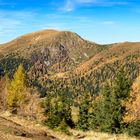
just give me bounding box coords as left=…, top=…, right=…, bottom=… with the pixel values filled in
left=0, top=61, right=140, bottom=138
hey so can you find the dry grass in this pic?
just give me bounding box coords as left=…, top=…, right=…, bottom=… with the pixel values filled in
left=0, top=111, right=139, bottom=140
left=69, top=130, right=139, bottom=140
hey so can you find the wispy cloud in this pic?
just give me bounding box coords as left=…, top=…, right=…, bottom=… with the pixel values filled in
left=58, top=0, right=128, bottom=12
left=0, top=11, right=22, bottom=32
left=76, top=0, right=128, bottom=5
left=0, top=10, right=36, bottom=33
left=59, top=0, right=75, bottom=12
left=101, top=21, right=115, bottom=25
left=0, top=0, right=16, bottom=7
left=76, top=0, right=97, bottom=4
left=0, top=10, right=38, bottom=43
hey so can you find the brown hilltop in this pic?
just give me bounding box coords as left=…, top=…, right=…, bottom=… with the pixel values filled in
left=0, top=29, right=106, bottom=78
left=0, top=29, right=101, bottom=60
left=0, top=29, right=59, bottom=51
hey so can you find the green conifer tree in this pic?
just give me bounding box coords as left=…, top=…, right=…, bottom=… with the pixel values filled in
left=76, top=92, right=91, bottom=131
left=44, top=88, right=74, bottom=132
left=89, top=69, right=131, bottom=133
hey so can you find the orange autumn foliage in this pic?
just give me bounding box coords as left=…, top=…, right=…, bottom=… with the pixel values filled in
left=124, top=75, right=140, bottom=123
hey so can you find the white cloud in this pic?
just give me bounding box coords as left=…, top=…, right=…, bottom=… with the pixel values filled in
left=58, top=0, right=128, bottom=12
left=76, top=0, right=97, bottom=4
left=76, top=0, right=128, bottom=5
left=59, top=0, right=75, bottom=12
left=101, top=21, right=115, bottom=25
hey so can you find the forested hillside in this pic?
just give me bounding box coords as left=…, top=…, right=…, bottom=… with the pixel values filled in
left=0, top=30, right=140, bottom=139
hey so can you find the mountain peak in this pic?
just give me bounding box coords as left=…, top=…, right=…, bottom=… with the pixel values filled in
left=0, top=29, right=97, bottom=55
left=0, top=30, right=103, bottom=75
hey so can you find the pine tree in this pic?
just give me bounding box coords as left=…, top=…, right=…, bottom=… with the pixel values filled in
left=76, top=92, right=91, bottom=131
left=89, top=69, right=131, bottom=133
left=89, top=83, right=112, bottom=131
left=6, top=64, right=26, bottom=113
left=44, top=89, right=74, bottom=132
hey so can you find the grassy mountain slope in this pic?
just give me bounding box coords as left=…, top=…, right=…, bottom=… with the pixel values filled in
left=0, top=30, right=107, bottom=79
left=73, top=42, right=140, bottom=75
left=0, top=30, right=140, bottom=97
left=0, top=29, right=103, bottom=60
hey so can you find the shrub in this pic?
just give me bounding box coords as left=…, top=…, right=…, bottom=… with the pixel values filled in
left=126, top=120, right=140, bottom=137
left=58, top=119, right=71, bottom=135
left=18, top=88, right=44, bottom=121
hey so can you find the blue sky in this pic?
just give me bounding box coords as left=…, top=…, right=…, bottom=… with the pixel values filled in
left=0, top=0, right=140, bottom=44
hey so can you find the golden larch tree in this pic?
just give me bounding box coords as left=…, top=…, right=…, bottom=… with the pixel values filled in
left=6, top=64, right=26, bottom=112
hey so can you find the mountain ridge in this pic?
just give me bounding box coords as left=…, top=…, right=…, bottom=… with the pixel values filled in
left=0, top=29, right=107, bottom=80
left=0, top=29, right=140, bottom=97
